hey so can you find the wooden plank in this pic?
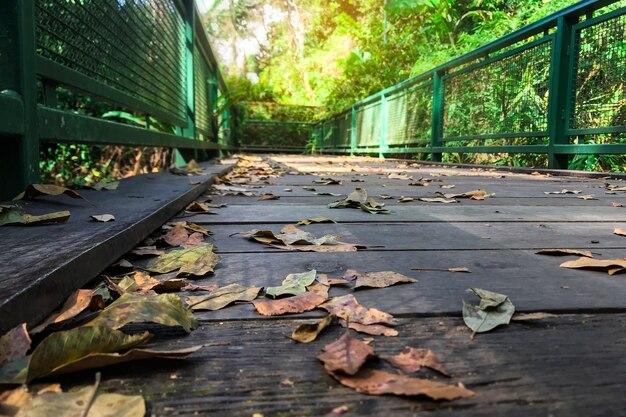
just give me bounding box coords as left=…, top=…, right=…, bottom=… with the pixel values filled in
left=56, top=314, right=626, bottom=416
left=0, top=161, right=233, bottom=334
left=138, top=248, right=626, bottom=321
left=183, top=204, right=626, bottom=224
left=203, top=221, right=626, bottom=252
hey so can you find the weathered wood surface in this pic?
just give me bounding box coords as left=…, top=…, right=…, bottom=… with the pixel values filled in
left=11, top=155, right=626, bottom=416
left=0, top=160, right=234, bottom=333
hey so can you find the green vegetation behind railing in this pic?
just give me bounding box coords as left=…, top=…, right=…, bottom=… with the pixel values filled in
left=0, top=0, right=232, bottom=199
left=312, top=0, right=626, bottom=171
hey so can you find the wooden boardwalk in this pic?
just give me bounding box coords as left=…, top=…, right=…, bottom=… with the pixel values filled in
left=9, top=155, right=626, bottom=416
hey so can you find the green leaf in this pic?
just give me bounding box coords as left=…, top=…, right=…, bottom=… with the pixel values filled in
left=186, top=283, right=261, bottom=310
left=147, top=245, right=217, bottom=274
left=265, top=270, right=317, bottom=298
left=86, top=293, right=198, bottom=332
left=462, top=288, right=515, bottom=335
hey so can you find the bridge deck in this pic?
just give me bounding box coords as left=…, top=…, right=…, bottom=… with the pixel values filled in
left=5, top=155, right=626, bottom=416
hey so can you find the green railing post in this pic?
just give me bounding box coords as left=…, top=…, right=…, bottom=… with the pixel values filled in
left=350, top=106, right=357, bottom=155
left=547, top=15, right=576, bottom=169
left=430, top=71, right=444, bottom=162
left=179, top=0, right=197, bottom=163
left=0, top=1, right=39, bottom=200
left=379, top=94, right=388, bottom=159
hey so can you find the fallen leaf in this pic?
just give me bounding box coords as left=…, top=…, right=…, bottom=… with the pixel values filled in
left=170, top=159, right=203, bottom=175
left=266, top=270, right=317, bottom=298
left=381, top=348, right=448, bottom=376
left=462, top=288, right=515, bottom=335
left=259, top=193, right=279, bottom=200
left=187, top=284, right=261, bottom=310
left=314, top=177, right=342, bottom=185
left=274, top=243, right=360, bottom=252
left=307, top=282, right=330, bottom=298
left=329, top=188, right=389, bottom=214
left=14, top=184, right=88, bottom=202
left=440, top=184, right=455, bottom=189
left=297, top=217, right=337, bottom=225
left=131, top=271, right=188, bottom=293
left=181, top=283, right=218, bottom=292
left=535, top=249, right=594, bottom=257
left=130, top=246, right=165, bottom=257
left=291, top=315, right=335, bottom=343
left=353, top=271, right=417, bottom=289
left=340, top=321, right=398, bottom=337
left=577, top=195, right=597, bottom=200
left=240, top=228, right=344, bottom=247
left=86, top=293, right=198, bottom=332
left=320, top=295, right=395, bottom=326
left=411, top=267, right=471, bottom=273
left=253, top=292, right=327, bottom=316
left=329, top=405, right=350, bottom=415
left=318, top=333, right=374, bottom=375
left=147, top=245, right=218, bottom=275
left=418, top=197, right=458, bottom=203
left=388, top=173, right=413, bottom=180
left=0, top=205, right=70, bottom=226
left=0, top=324, right=31, bottom=367
left=31, top=289, right=104, bottom=334
left=0, top=326, right=149, bottom=383
left=177, top=249, right=221, bottom=277
left=314, top=192, right=342, bottom=196
left=91, top=214, right=115, bottom=222
left=440, top=189, right=490, bottom=200
left=612, top=202, right=624, bottom=207
left=544, top=189, right=582, bottom=195
left=8, top=373, right=146, bottom=417
left=330, top=369, right=474, bottom=400
left=342, top=270, right=359, bottom=281
left=185, top=201, right=216, bottom=214
left=379, top=194, right=394, bottom=199
left=614, top=228, right=626, bottom=237
left=512, top=312, right=558, bottom=321
left=90, top=180, right=120, bottom=191
left=560, top=257, right=626, bottom=275
left=171, top=221, right=211, bottom=236
left=398, top=197, right=414, bottom=203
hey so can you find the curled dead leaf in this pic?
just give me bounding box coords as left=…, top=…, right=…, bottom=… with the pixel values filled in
left=535, top=248, right=594, bottom=258
left=291, top=315, right=335, bottom=343
left=381, top=347, right=449, bottom=376
left=253, top=292, right=327, bottom=316
left=318, top=333, right=374, bottom=375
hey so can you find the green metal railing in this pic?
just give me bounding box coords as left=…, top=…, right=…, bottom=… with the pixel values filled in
left=313, top=0, right=626, bottom=169
left=0, top=0, right=231, bottom=199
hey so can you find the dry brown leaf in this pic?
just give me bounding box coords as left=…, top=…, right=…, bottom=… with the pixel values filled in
left=187, top=284, right=261, bottom=310
left=181, top=283, right=218, bottom=292
left=418, top=197, right=458, bottom=204
left=614, top=228, right=626, bottom=237
left=342, top=269, right=360, bottom=281
left=132, top=271, right=187, bottom=293
left=259, top=193, right=280, bottom=200
left=30, top=289, right=103, bottom=334
left=353, top=271, right=417, bottom=289
left=297, top=217, right=337, bottom=225
left=544, top=189, right=582, bottom=195
left=381, top=347, right=448, bottom=375
left=441, top=189, right=490, bottom=200
left=577, top=195, right=597, bottom=200
left=0, top=324, right=31, bottom=367
left=339, top=320, right=398, bottom=337
left=291, top=315, right=335, bottom=343
left=320, top=295, right=395, bottom=326
left=512, top=312, right=558, bottom=321
left=560, top=257, right=626, bottom=275
left=252, top=292, right=327, bottom=316
left=440, top=184, right=455, bottom=189
left=330, top=369, right=474, bottom=400
left=318, top=333, right=374, bottom=375
left=185, top=201, right=216, bottom=214
left=307, top=282, right=330, bottom=298
left=14, top=184, right=87, bottom=202
left=398, top=197, right=415, bottom=203
left=535, top=249, right=594, bottom=258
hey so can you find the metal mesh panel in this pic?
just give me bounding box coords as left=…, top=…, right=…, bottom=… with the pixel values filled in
left=356, top=103, right=381, bottom=147
left=443, top=39, right=551, bottom=138
left=571, top=11, right=626, bottom=129
left=241, top=121, right=312, bottom=148
left=35, top=0, right=186, bottom=121
left=386, top=79, right=432, bottom=146
left=194, top=44, right=213, bottom=137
